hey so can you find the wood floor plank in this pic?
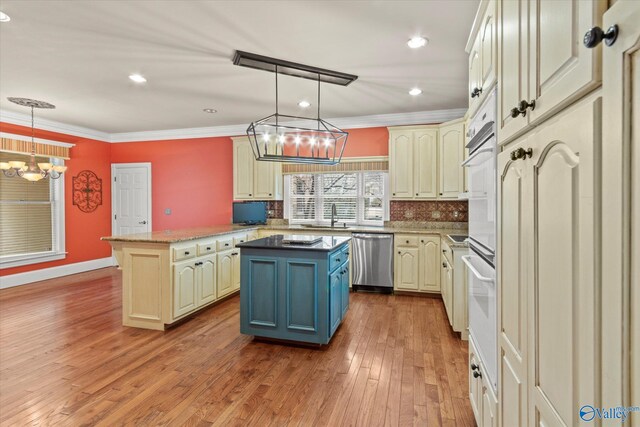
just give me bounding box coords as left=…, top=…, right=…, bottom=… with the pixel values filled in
left=0, top=267, right=474, bottom=427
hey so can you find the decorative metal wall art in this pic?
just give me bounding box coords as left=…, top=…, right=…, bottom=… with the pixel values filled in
left=73, top=170, right=102, bottom=213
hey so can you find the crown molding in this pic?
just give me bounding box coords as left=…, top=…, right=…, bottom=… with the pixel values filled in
left=0, top=109, right=111, bottom=142
left=109, top=108, right=467, bottom=143
left=2, top=107, right=468, bottom=143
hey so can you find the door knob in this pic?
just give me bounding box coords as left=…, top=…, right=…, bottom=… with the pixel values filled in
left=510, top=147, right=533, bottom=161
left=139, top=220, right=147, bottom=224
left=583, top=24, right=618, bottom=48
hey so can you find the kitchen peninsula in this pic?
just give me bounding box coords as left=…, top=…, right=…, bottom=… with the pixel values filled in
left=236, top=235, right=351, bottom=345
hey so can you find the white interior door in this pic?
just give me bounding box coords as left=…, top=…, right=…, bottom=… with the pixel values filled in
left=112, top=163, right=152, bottom=236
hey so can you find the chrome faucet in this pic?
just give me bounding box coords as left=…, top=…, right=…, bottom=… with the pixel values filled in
left=331, top=203, right=338, bottom=228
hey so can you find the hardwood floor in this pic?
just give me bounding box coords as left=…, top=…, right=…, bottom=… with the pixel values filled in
left=0, top=267, right=474, bottom=426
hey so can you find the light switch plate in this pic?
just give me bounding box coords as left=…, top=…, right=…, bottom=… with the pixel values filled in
left=165, top=208, right=172, bottom=215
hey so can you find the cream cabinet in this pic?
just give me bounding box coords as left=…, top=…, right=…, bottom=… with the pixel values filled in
left=498, top=92, right=600, bottom=426
left=197, top=255, right=216, bottom=306
left=394, top=234, right=441, bottom=293
left=467, top=0, right=497, bottom=116
left=216, top=249, right=235, bottom=298
left=389, top=119, right=464, bottom=200
left=173, top=260, right=198, bottom=318
left=438, top=119, right=465, bottom=199
left=469, top=335, right=498, bottom=427
left=232, top=137, right=282, bottom=200
left=497, top=0, right=605, bottom=145
left=441, top=253, right=453, bottom=323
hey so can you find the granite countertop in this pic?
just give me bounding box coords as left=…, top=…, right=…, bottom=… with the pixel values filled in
left=237, top=235, right=351, bottom=252
left=101, top=225, right=259, bottom=244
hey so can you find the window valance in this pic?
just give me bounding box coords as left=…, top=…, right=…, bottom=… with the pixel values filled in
left=281, top=156, right=388, bottom=175
left=1, top=136, right=72, bottom=159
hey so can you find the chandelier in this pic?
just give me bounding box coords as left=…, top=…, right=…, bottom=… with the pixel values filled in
left=234, top=51, right=357, bottom=165
left=0, top=97, right=67, bottom=182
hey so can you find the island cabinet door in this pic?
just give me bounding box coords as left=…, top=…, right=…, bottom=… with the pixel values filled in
left=217, top=250, right=234, bottom=298
left=341, top=263, right=349, bottom=318
left=173, top=260, right=198, bottom=319
left=329, top=269, right=342, bottom=337
left=245, top=257, right=279, bottom=329
left=285, top=260, right=320, bottom=335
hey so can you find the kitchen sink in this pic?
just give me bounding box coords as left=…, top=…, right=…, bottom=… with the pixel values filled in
left=299, top=224, right=352, bottom=231
left=447, top=234, right=468, bottom=244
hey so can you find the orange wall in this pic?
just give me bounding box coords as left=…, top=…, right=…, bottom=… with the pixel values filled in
left=1, top=124, right=386, bottom=277
left=0, top=122, right=113, bottom=276
left=110, top=137, right=234, bottom=230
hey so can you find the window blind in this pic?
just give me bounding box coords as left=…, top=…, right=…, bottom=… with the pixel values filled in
left=320, top=173, right=357, bottom=223
left=0, top=152, right=56, bottom=257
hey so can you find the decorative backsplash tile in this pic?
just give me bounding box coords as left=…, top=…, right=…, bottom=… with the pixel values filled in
left=390, top=200, right=468, bottom=222
left=265, top=200, right=284, bottom=219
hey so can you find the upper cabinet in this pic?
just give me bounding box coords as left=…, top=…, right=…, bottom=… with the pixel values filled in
left=497, top=0, right=606, bottom=145
left=232, top=137, right=282, bottom=201
left=467, top=0, right=497, bottom=117
left=389, top=119, right=464, bottom=200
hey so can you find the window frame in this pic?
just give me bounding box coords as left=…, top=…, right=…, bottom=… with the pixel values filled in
left=284, top=171, right=389, bottom=227
left=0, top=156, right=66, bottom=269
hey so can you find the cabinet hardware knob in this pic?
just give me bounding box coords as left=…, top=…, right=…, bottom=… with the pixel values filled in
left=439, top=193, right=443, bottom=196
left=392, top=192, right=396, bottom=196
left=510, top=147, right=533, bottom=161
left=139, top=220, right=147, bottom=225
left=336, top=258, right=341, bottom=263
left=470, top=87, right=482, bottom=98
left=442, top=249, right=446, bottom=253
left=420, top=240, right=424, bottom=243
left=206, top=247, right=211, bottom=250
left=416, top=193, right=419, bottom=196
left=249, top=194, right=252, bottom=196
left=583, top=24, right=618, bottom=48
left=406, top=240, right=409, bottom=243
left=225, top=243, right=229, bottom=246
left=269, top=193, right=272, bottom=196
left=185, top=251, right=190, bottom=255
left=398, top=251, right=401, bottom=255
left=471, top=363, right=479, bottom=371
left=510, top=107, right=522, bottom=118
left=518, top=99, right=536, bottom=113
left=443, top=262, right=447, bottom=268
left=473, top=371, right=482, bottom=379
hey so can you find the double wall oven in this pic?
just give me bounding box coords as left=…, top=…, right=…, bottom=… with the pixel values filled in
left=462, top=89, right=497, bottom=391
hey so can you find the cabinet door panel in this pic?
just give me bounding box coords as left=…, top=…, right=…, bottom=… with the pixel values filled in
left=480, top=0, right=496, bottom=92
left=217, top=251, right=234, bottom=298
left=173, top=260, right=197, bottom=318
left=389, top=132, right=414, bottom=198
left=286, top=260, right=318, bottom=332
left=198, top=256, right=216, bottom=306
left=341, top=264, right=349, bottom=317
left=233, top=140, right=255, bottom=200
left=394, top=247, right=419, bottom=290
left=439, top=121, right=464, bottom=198
left=469, top=36, right=482, bottom=114
left=497, top=0, right=529, bottom=144
left=419, top=236, right=441, bottom=292
left=528, top=97, right=599, bottom=426
left=528, top=0, right=604, bottom=124
left=247, top=258, right=278, bottom=328
left=329, top=270, right=342, bottom=336
left=232, top=250, right=241, bottom=292
left=414, top=129, right=438, bottom=198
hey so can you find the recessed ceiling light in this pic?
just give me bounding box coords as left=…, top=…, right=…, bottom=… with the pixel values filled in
left=203, top=108, right=217, bottom=113
left=128, top=74, right=147, bottom=83
left=409, top=88, right=422, bottom=96
left=407, top=36, right=428, bottom=49
left=0, top=11, right=10, bottom=22
left=298, top=100, right=311, bottom=108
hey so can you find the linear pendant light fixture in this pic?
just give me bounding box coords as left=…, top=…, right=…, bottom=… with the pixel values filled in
left=234, top=51, right=358, bottom=165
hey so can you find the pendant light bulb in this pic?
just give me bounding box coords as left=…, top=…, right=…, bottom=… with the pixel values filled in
left=294, top=136, right=301, bottom=146
left=278, top=134, right=285, bottom=144
left=262, top=133, right=270, bottom=142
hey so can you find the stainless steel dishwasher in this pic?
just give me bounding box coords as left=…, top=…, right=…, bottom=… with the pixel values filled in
left=351, top=233, right=394, bottom=293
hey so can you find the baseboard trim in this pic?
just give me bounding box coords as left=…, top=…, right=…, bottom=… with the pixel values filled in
left=0, top=257, right=116, bottom=289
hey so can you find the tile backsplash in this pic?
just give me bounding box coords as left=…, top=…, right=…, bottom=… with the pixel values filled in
left=390, top=200, right=468, bottom=222
left=265, top=200, right=284, bottom=219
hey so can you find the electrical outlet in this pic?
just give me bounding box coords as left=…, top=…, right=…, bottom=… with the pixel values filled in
left=431, top=210, right=441, bottom=219
left=165, top=208, right=172, bottom=215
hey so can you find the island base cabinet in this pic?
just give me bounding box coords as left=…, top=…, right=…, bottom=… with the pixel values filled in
left=197, top=255, right=216, bottom=306
left=341, top=264, right=349, bottom=317
left=240, top=244, right=349, bottom=345
left=173, top=260, right=198, bottom=319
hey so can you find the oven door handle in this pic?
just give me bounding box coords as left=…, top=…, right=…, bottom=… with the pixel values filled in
left=461, top=146, right=494, bottom=167
left=462, top=255, right=495, bottom=283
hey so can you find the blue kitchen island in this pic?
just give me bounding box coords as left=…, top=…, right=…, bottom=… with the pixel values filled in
left=236, top=234, right=350, bottom=345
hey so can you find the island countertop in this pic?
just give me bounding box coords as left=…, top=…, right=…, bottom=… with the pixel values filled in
left=236, top=235, right=351, bottom=252
left=101, top=224, right=259, bottom=243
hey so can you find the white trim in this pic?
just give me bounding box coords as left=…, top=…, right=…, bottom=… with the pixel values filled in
left=0, top=109, right=111, bottom=142
left=111, top=163, right=153, bottom=237
left=0, top=132, right=75, bottom=148
left=0, top=257, right=115, bottom=289
left=108, top=108, right=468, bottom=143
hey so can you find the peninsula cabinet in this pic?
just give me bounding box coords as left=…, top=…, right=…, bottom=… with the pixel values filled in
left=497, top=92, right=600, bottom=427
left=388, top=118, right=465, bottom=201
left=394, top=234, right=441, bottom=293
left=497, top=0, right=606, bottom=145
left=232, top=136, right=282, bottom=201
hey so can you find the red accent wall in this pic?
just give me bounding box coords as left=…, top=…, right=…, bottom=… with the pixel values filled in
left=110, top=137, right=234, bottom=230
left=1, top=124, right=388, bottom=277
left=0, top=122, right=113, bottom=276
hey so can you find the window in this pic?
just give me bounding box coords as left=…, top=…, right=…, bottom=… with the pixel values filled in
left=0, top=152, right=66, bottom=268
left=285, top=171, right=388, bottom=226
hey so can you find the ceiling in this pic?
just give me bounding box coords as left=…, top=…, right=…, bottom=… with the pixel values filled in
left=0, top=1, right=477, bottom=134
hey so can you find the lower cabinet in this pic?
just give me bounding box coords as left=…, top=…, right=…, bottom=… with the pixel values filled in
left=341, top=263, right=349, bottom=317
left=441, top=254, right=453, bottom=324
left=394, top=234, right=441, bottom=293
left=173, top=254, right=217, bottom=319
left=217, top=249, right=239, bottom=298
left=469, top=335, right=498, bottom=427
left=329, top=268, right=342, bottom=336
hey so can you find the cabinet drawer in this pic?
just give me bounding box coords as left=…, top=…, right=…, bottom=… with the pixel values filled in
left=173, top=246, right=196, bottom=262
left=396, top=235, right=419, bottom=247
left=233, top=235, right=248, bottom=246
left=329, top=249, right=347, bottom=272
left=217, top=238, right=233, bottom=251
left=197, top=241, right=216, bottom=256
